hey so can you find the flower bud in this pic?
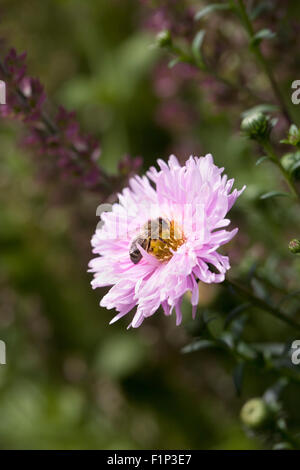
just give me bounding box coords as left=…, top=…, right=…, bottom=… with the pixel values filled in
left=156, top=30, right=172, bottom=48
left=273, top=442, right=293, bottom=450
left=240, top=398, right=270, bottom=430
left=281, top=151, right=300, bottom=180
left=289, top=239, right=300, bottom=254
left=241, top=112, right=271, bottom=142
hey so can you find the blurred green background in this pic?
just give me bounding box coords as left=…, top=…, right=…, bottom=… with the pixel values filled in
left=0, top=0, right=300, bottom=449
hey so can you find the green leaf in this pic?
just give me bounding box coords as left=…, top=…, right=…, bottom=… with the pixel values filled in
left=219, top=331, right=235, bottom=350
left=202, top=309, right=218, bottom=326
left=224, top=303, right=251, bottom=329
left=259, top=191, right=291, bottom=200
left=194, top=310, right=219, bottom=336
left=251, top=28, right=276, bottom=46
left=290, top=161, right=300, bottom=174
left=168, top=57, right=181, bottom=69
left=233, top=362, right=245, bottom=396
left=280, top=124, right=300, bottom=147
left=251, top=278, right=269, bottom=301
left=194, top=3, right=232, bottom=21
left=255, top=155, right=269, bottom=166
left=250, top=2, right=273, bottom=21
left=231, top=314, right=249, bottom=340
left=263, top=378, right=288, bottom=405
left=191, top=30, right=206, bottom=68
left=252, top=342, right=285, bottom=358
left=181, top=339, right=216, bottom=354
left=236, top=341, right=257, bottom=360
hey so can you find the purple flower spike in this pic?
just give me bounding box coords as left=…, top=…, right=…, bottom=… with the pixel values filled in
left=0, top=47, right=142, bottom=195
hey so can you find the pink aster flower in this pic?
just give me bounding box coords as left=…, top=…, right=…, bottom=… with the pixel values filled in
left=89, top=154, right=245, bottom=328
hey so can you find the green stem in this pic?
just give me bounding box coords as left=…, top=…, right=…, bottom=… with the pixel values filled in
left=230, top=345, right=300, bottom=385
left=206, top=66, right=261, bottom=102
left=262, top=140, right=300, bottom=200
left=235, top=0, right=293, bottom=125
left=168, top=43, right=259, bottom=104
left=224, top=278, right=300, bottom=332
left=276, top=422, right=300, bottom=449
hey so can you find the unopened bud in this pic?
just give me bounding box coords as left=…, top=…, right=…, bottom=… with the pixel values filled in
left=273, top=442, right=293, bottom=450
left=240, top=398, right=270, bottom=430
left=281, top=151, right=300, bottom=180
left=156, top=30, right=172, bottom=48
left=289, top=239, right=300, bottom=254
left=241, top=112, right=272, bottom=142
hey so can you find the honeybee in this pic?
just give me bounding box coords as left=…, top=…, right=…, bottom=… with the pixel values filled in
left=129, top=217, right=170, bottom=264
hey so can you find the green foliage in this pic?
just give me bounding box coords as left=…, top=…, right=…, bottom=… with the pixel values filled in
left=281, top=152, right=300, bottom=179
left=255, top=156, right=269, bottom=166
left=191, top=30, right=206, bottom=69
left=194, top=3, right=232, bottom=21
left=259, top=191, right=291, bottom=200
left=1, top=0, right=300, bottom=452
left=250, top=29, right=276, bottom=47
left=281, top=125, right=300, bottom=147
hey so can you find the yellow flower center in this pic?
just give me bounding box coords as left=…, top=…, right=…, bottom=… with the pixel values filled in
left=149, top=219, right=185, bottom=262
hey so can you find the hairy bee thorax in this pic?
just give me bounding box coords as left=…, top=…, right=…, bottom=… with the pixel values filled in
left=129, top=218, right=185, bottom=264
